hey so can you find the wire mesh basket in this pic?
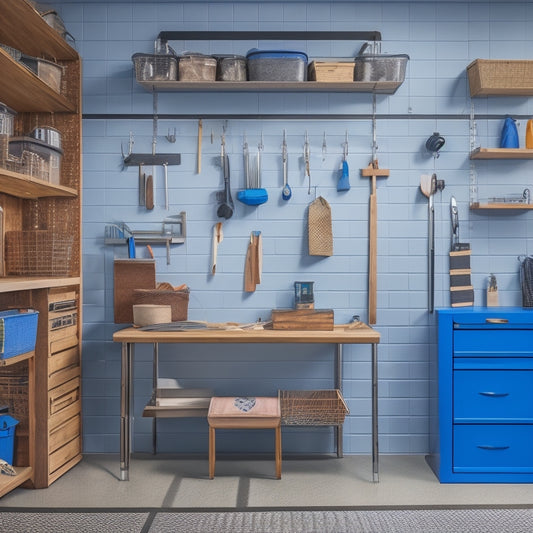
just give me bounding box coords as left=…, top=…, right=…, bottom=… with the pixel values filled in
left=279, top=389, right=349, bottom=426
left=5, top=230, right=74, bottom=277
left=520, top=256, right=533, bottom=307
left=132, top=53, right=178, bottom=82
left=0, top=361, right=29, bottom=433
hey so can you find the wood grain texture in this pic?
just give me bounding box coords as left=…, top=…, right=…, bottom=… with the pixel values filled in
left=272, top=309, right=334, bottom=331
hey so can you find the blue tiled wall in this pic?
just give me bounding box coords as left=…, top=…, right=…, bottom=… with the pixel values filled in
left=54, top=1, right=533, bottom=455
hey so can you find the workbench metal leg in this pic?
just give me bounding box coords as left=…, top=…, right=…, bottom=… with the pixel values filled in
left=152, top=343, right=159, bottom=455
left=120, top=342, right=134, bottom=481
left=335, top=343, right=343, bottom=458
left=372, top=342, right=379, bottom=482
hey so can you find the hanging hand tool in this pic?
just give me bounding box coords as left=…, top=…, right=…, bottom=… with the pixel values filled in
left=304, top=130, right=311, bottom=194
left=138, top=164, right=145, bottom=206
left=361, top=160, right=390, bottom=324
left=197, top=119, right=202, bottom=174
left=145, top=175, right=154, bottom=210
left=337, top=130, right=350, bottom=192
left=282, top=129, right=291, bottom=200
left=216, top=135, right=234, bottom=219
left=211, top=222, right=223, bottom=275
left=322, top=131, right=327, bottom=161
left=420, top=174, right=445, bottom=313
left=244, top=231, right=262, bottom=292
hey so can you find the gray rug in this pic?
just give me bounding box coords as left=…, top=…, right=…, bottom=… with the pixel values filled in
left=1, top=507, right=532, bottom=533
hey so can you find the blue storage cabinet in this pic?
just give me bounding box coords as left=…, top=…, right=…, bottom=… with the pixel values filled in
left=428, top=307, right=533, bottom=483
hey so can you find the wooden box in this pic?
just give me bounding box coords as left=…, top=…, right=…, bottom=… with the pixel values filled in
left=271, top=309, right=334, bottom=331
left=308, top=61, right=354, bottom=82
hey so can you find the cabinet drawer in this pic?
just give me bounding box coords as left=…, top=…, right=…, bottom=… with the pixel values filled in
left=454, top=370, right=533, bottom=422
left=49, top=435, right=81, bottom=475
left=49, top=377, right=80, bottom=418
left=49, top=346, right=79, bottom=377
left=49, top=414, right=80, bottom=454
left=454, top=425, right=533, bottom=473
left=454, top=329, right=533, bottom=357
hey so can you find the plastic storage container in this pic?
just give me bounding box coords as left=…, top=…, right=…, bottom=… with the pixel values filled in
left=178, top=54, right=217, bottom=81
left=354, top=54, right=409, bottom=82
left=132, top=53, right=178, bottom=82
left=0, top=309, right=39, bottom=360
left=9, top=136, right=63, bottom=184
left=246, top=49, right=308, bottom=81
left=213, top=55, right=247, bottom=81
left=19, top=54, right=63, bottom=93
left=0, top=414, right=19, bottom=465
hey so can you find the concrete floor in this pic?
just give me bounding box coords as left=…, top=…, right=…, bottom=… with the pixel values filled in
left=1, top=454, right=532, bottom=509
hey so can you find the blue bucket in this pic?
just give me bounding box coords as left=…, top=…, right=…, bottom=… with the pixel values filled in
left=0, top=414, right=19, bottom=465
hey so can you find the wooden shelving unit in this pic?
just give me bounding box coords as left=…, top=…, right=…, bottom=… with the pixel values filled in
left=0, top=0, right=82, bottom=496
left=470, top=147, right=533, bottom=160
left=470, top=202, right=533, bottom=211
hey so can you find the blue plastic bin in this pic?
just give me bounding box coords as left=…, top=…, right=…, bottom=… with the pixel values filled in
left=0, top=414, right=19, bottom=465
left=0, top=309, right=39, bottom=360
left=246, top=49, right=308, bottom=81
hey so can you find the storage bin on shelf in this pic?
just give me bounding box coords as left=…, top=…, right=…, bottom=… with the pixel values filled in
left=213, top=54, right=247, bottom=81
left=9, top=136, right=63, bottom=184
left=0, top=414, right=19, bottom=465
left=0, top=309, right=39, bottom=360
left=0, top=102, right=15, bottom=165
left=353, top=54, right=409, bottom=83
left=178, top=54, right=217, bottom=81
left=246, top=49, right=308, bottom=81
left=467, top=59, right=533, bottom=96
left=278, top=389, right=349, bottom=426
left=308, top=61, right=355, bottom=82
left=5, top=230, right=74, bottom=277
left=132, top=53, right=178, bottom=82
left=19, top=54, right=63, bottom=93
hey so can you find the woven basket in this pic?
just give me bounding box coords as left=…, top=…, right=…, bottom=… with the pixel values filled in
left=0, top=361, right=29, bottom=433
left=279, top=389, right=349, bottom=426
left=132, top=288, right=189, bottom=321
left=467, top=59, right=533, bottom=96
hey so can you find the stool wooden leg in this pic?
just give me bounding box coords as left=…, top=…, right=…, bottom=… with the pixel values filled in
left=275, top=424, right=282, bottom=479
left=209, top=426, right=215, bottom=479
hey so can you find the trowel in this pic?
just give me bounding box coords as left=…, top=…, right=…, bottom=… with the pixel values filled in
left=337, top=131, right=350, bottom=191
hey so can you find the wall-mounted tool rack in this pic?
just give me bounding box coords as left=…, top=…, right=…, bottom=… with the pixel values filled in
left=104, top=212, right=186, bottom=264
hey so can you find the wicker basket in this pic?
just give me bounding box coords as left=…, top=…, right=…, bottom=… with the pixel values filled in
left=132, top=288, right=189, bottom=321
left=5, top=230, right=74, bottom=276
left=279, top=389, right=349, bottom=426
left=467, top=59, right=533, bottom=96
left=0, top=362, right=29, bottom=433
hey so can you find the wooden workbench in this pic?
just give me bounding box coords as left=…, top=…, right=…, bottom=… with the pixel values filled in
left=113, top=322, right=381, bottom=482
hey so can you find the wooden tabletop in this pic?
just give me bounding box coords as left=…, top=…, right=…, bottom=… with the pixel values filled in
left=113, top=322, right=380, bottom=345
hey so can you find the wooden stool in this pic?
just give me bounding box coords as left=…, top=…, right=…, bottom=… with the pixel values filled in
left=207, top=396, right=281, bottom=479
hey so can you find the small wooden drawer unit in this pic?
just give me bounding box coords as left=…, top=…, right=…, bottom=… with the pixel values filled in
left=429, top=307, right=533, bottom=482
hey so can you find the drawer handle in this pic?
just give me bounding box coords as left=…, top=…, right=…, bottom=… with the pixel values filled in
left=477, top=445, right=510, bottom=451
left=485, top=318, right=508, bottom=324
left=479, top=391, right=509, bottom=398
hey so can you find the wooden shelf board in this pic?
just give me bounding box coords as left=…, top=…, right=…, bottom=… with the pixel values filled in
left=138, top=80, right=403, bottom=94
left=0, top=466, right=32, bottom=498
left=0, top=50, right=75, bottom=113
left=470, top=202, right=533, bottom=210
left=0, top=168, right=77, bottom=199
left=0, top=350, right=34, bottom=367
left=0, top=0, right=78, bottom=61
left=0, top=277, right=81, bottom=293
left=470, top=147, right=533, bottom=160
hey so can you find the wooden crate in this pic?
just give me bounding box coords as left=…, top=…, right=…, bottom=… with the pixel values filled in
left=467, top=59, right=533, bottom=96
left=308, top=61, right=354, bottom=82
left=271, top=308, right=334, bottom=331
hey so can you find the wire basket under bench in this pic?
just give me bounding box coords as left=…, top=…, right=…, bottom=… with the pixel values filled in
left=278, top=389, right=349, bottom=426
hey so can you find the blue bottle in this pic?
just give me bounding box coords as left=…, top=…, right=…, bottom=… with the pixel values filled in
left=500, top=117, right=519, bottom=148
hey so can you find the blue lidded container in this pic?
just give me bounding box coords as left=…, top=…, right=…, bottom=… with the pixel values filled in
left=246, top=49, right=308, bottom=81
left=0, top=414, right=19, bottom=465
